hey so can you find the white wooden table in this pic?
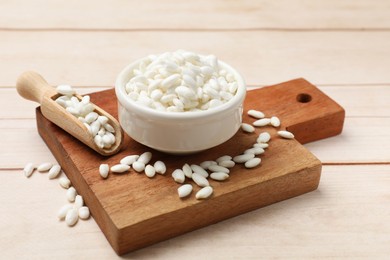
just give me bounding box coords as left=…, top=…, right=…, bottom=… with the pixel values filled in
left=1, top=1, right=389, bottom=258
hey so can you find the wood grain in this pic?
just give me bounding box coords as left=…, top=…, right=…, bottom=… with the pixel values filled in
left=306, top=117, right=390, bottom=163
left=1, top=0, right=389, bottom=258
left=35, top=79, right=344, bottom=254
left=1, top=31, right=390, bottom=86
left=2, top=85, right=389, bottom=168
left=2, top=85, right=390, bottom=119
left=2, top=165, right=389, bottom=259
left=1, top=0, right=390, bottom=29
left=3, top=117, right=390, bottom=168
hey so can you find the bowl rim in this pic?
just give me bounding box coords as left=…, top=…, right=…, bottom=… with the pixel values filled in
left=115, top=54, right=246, bottom=121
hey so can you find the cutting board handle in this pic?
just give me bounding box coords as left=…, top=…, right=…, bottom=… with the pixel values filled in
left=245, top=78, right=345, bottom=144
left=16, top=71, right=58, bottom=104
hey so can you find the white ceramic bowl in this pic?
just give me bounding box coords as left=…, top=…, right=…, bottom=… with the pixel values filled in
left=115, top=56, right=246, bottom=154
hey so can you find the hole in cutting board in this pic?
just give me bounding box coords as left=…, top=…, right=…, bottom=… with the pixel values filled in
left=296, top=93, right=312, bottom=103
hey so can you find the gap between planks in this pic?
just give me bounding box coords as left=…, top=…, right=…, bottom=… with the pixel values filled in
left=2, top=85, right=390, bottom=119
left=2, top=27, right=390, bottom=32
left=5, top=162, right=390, bottom=171
left=2, top=122, right=390, bottom=169
left=15, top=83, right=390, bottom=89
left=3, top=83, right=390, bottom=89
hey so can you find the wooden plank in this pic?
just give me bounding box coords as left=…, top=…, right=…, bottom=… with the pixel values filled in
left=1, top=0, right=390, bottom=29
left=1, top=81, right=389, bottom=168
left=318, top=85, right=390, bottom=117
left=0, top=168, right=117, bottom=259
left=0, top=119, right=57, bottom=167
left=0, top=0, right=387, bottom=258
left=2, top=86, right=390, bottom=119
left=1, top=31, right=390, bottom=86
left=2, top=165, right=389, bottom=258
left=1, top=116, right=388, bottom=168
left=306, top=117, right=390, bottom=164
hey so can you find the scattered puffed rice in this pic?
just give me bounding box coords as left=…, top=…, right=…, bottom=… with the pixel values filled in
left=145, top=164, right=156, bottom=178
left=138, top=152, right=152, bottom=164
left=218, top=160, right=235, bottom=168
left=208, top=164, right=229, bottom=174
left=244, top=147, right=265, bottom=155
left=132, top=161, right=145, bottom=172
left=110, top=164, right=130, bottom=173
left=210, top=172, right=229, bottom=181
left=99, top=164, right=109, bottom=178
left=196, top=186, right=213, bottom=200
left=25, top=161, right=92, bottom=228
left=66, top=187, right=77, bottom=202
left=37, top=162, right=53, bottom=172
left=245, top=158, right=261, bottom=168
left=172, top=169, right=185, bottom=184
left=253, top=118, right=271, bottom=127
left=74, top=195, right=84, bottom=209
left=58, top=204, right=73, bottom=220
left=257, top=132, right=271, bottom=143
left=154, top=161, right=166, bottom=175
left=241, top=123, right=255, bottom=133
left=48, top=164, right=61, bottom=179
left=270, top=116, right=281, bottom=127
left=120, top=155, right=139, bottom=165
left=233, top=153, right=255, bottom=163
left=59, top=176, right=71, bottom=189
left=190, top=164, right=209, bottom=178
left=23, top=163, right=35, bottom=178
left=200, top=160, right=217, bottom=169
left=182, top=163, right=193, bottom=178
left=192, top=173, right=209, bottom=187
left=178, top=184, right=193, bottom=198
left=278, top=130, right=295, bottom=139
left=78, top=206, right=90, bottom=220
left=216, top=155, right=232, bottom=163
left=253, top=143, right=269, bottom=149
left=247, top=109, right=265, bottom=119
left=65, top=208, right=79, bottom=227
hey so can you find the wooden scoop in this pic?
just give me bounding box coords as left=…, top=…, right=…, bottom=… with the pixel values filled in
left=16, top=71, right=123, bottom=156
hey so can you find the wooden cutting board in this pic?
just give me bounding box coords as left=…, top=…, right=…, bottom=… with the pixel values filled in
left=36, top=78, right=344, bottom=255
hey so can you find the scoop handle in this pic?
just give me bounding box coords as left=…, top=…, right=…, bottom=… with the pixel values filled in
left=16, top=71, right=58, bottom=104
